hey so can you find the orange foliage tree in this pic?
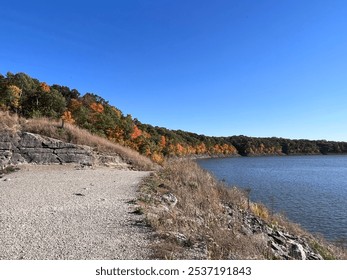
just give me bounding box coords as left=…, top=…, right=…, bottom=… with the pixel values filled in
left=40, top=82, right=50, bottom=92
left=109, top=126, right=125, bottom=143
left=196, top=143, right=207, bottom=154
left=131, top=125, right=142, bottom=139
left=160, top=135, right=166, bottom=148
left=90, top=102, right=104, bottom=113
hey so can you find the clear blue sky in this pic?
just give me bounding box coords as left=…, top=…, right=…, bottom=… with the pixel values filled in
left=1, top=0, right=347, bottom=141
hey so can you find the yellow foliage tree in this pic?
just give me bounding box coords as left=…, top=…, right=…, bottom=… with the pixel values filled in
left=151, top=151, right=164, bottom=164
left=6, top=85, right=22, bottom=111
left=61, top=110, right=75, bottom=124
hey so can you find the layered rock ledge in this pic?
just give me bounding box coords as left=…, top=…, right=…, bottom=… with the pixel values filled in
left=0, top=131, right=127, bottom=169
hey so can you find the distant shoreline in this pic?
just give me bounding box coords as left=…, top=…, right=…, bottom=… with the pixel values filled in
left=188, top=152, right=347, bottom=161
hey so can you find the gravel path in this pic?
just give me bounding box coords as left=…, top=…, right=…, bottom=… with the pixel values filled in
left=0, top=165, right=151, bottom=260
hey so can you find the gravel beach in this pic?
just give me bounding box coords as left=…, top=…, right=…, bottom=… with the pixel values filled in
left=0, top=165, right=151, bottom=260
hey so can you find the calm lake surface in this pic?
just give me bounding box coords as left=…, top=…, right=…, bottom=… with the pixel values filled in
left=197, top=155, right=347, bottom=241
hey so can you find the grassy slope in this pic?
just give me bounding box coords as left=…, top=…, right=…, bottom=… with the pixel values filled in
left=139, top=159, right=347, bottom=259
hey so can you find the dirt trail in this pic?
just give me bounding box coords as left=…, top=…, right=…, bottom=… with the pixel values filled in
left=0, top=165, right=151, bottom=259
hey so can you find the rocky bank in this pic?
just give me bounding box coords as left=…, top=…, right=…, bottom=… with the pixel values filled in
left=139, top=160, right=346, bottom=260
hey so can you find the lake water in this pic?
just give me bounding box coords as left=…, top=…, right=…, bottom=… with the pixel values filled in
left=197, top=155, right=347, bottom=242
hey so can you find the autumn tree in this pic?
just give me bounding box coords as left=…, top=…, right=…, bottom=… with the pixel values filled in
left=40, top=82, right=50, bottom=92
left=90, top=102, right=104, bottom=113
left=0, top=85, right=22, bottom=112
left=160, top=135, right=166, bottom=148
left=151, top=151, right=164, bottom=163
left=196, top=142, right=207, bottom=154
left=131, top=125, right=142, bottom=139
left=61, top=110, right=75, bottom=125
left=110, top=126, right=125, bottom=143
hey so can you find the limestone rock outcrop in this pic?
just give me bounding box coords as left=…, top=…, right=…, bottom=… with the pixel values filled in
left=0, top=131, right=127, bottom=169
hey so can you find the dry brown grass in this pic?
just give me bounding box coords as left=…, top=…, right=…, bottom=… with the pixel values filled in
left=140, top=159, right=270, bottom=259
left=139, top=159, right=347, bottom=259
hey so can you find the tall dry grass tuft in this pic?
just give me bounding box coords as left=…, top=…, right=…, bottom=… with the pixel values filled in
left=0, top=111, right=21, bottom=133
left=22, top=117, right=156, bottom=170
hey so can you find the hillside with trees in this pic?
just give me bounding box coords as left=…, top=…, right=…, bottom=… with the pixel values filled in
left=1, top=72, right=347, bottom=163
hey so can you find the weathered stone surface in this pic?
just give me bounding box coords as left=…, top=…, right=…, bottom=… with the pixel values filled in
left=271, top=241, right=285, bottom=255
left=97, top=154, right=124, bottom=164
left=175, top=232, right=189, bottom=246
left=307, top=252, right=324, bottom=260
left=55, top=147, right=89, bottom=154
left=19, top=132, right=42, bottom=148
left=22, top=151, right=61, bottom=164
left=56, top=153, right=91, bottom=164
left=0, top=142, right=12, bottom=150
left=289, top=241, right=306, bottom=260
left=10, top=152, right=26, bottom=164
left=162, top=193, right=178, bottom=208
left=270, top=233, right=286, bottom=246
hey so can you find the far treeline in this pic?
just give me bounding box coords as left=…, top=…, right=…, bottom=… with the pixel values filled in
left=1, top=72, right=347, bottom=163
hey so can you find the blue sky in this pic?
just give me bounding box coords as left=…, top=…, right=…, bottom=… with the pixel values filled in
left=1, top=0, right=347, bottom=141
